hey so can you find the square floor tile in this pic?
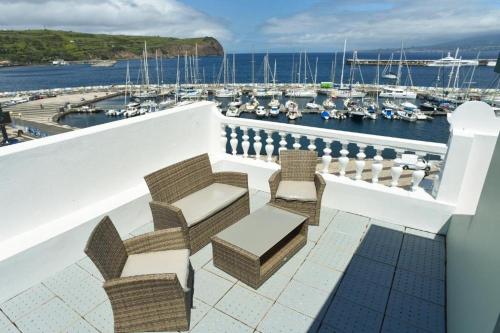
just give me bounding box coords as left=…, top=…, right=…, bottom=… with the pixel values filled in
left=356, top=241, right=401, bottom=266
left=190, top=243, right=213, bottom=270
left=65, top=318, right=100, bottom=333
left=193, top=270, right=235, bottom=306
left=238, top=273, right=291, bottom=300
left=329, top=211, right=369, bottom=237
left=393, top=269, right=445, bottom=306
left=276, top=252, right=307, bottom=277
left=344, top=255, right=395, bottom=288
left=369, top=219, right=405, bottom=232
left=293, top=260, right=343, bottom=294
left=1, top=284, right=55, bottom=322
left=0, top=311, right=19, bottom=333
left=320, top=208, right=339, bottom=227
left=43, top=265, right=107, bottom=316
left=322, top=296, right=384, bottom=333
left=308, top=246, right=355, bottom=272
left=76, top=257, right=104, bottom=281
left=16, top=298, right=80, bottom=333
left=84, top=300, right=113, bottom=333
left=257, top=303, right=320, bottom=333
left=277, top=280, right=332, bottom=319
left=317, top=231, right=361, bottom=254
left=335, top=274, right=390, bottom=313
left=362, top=225, right=404, bottom=249
left=405, top=228, right=445, bottom=243
left=215, top=285, right=273, bottom=328
left=191, top=308, right=253, bottom=333
left=401, top=234, right=445, bottom=260
left=203, top=260, right=238, bottom=283
left=381, top=316, right=429, bottom=333
left=386, top=290, right=445, bottom=333
left=186, top=298, right=212, bottom=331
left=397, top=251, right=445, bottom=281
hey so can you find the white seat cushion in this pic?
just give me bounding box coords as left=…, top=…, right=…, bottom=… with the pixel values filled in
left=276, top=181, right=317, bottom=202
left=121, top=249, right=190, bottom=291
left=172, top=183, right=247, bottom=227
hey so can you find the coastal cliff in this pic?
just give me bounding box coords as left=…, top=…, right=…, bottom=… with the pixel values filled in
left=0, top=30, right=224, bottom=65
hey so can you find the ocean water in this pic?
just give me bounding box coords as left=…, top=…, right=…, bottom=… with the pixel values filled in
left=0, top=51, right=498, bottom=92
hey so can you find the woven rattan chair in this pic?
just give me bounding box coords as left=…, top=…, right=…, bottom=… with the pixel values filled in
left=85, top=216, right=193, bottom=333
left=268, top=150, right=326, bottom=225
left=144, top=153, right=250, bottom=254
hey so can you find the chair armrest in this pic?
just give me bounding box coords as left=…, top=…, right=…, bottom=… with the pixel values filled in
left=268, top=170, right=282, bottom=201
left=213, top=172, right=248, bottom=189
left=104, top=274, right=185, bottom=301
left=124, top=227, right=189, bottom=255
left=314, top=173, right=326, bottom=201
left=150, top=201, right=188, bottom=230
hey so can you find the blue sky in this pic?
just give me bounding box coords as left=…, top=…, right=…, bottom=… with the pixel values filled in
left=1, top=0, right=499, bottom=52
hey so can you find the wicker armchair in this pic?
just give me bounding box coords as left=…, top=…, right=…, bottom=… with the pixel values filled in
left=269, top=150, right=326, bottom=225
left=144, top=153, right=250, bottom=254
left=85, top=216, right=193, bottom=333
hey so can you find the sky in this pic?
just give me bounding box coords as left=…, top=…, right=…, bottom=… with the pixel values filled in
left=0, top=0, right=499, bottom=52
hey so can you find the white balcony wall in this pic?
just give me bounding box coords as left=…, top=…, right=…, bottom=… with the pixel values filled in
left=446, top=136, right=500, bottom=333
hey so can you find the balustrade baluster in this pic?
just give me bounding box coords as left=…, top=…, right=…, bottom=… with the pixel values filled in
left=279, top=132, right=287, bottom=154
left=371, top=146, right=384, bottom=183
left=307, top=136, right=317, bottom=151
left=354, top=143, right=367, bottom=180
left=411, top=152, right=427, bottom=191
left=220, top=124, right=227, bottom=154
left=265, top=130, right=274, bottom=162
left=292, top=134, right=301, bottom=150
left=391, top=149, right=404, bottom=187
left=229, top=125, right=238, bottom=156
left=241, top=127, right=250, bottom=158
left=338, top=141, right=349, bottom=176
left=253, top=129, right=262, bottom=160
left=321, top=139, right=332, bottom=174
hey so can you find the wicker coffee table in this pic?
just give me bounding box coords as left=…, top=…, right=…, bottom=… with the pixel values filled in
left=211, top=203, right=308, bottom=289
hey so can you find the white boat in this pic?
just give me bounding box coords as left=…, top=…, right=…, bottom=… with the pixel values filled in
left=269, top=105, right=280, bottom=117
left=397, top=110, right=417, bottom=121
left=285, top=89, right=317, bottom=98
left=379, top=87, right=417, bottom=99
left=401, top=101, right=418, bottom=110
left=285, top=100, right=301, bottom=120
left=229, top=98, right=242, bottom=108
left=331, top=87, right=366, bottom=98
left=383, top=100, right=399, bottom=109
left=105, top=109, right=117, bottom=116
left=364, top=109, right=377, bottom=120
left=123, top=107, right=138, bottom=117
left=225, top=106, right=240, bottom=117
left=381, top=108, right=394, bottom=119
left=245, top=97, right=259, bottom=112
left=268, top=98, right=280, bottom=108
left=322, top=98, right=336, bottom=109
left=414, top=109, right=429, bottom=120
left=428, top=51, right=478, bottom=67
left=253, top=87, right=281, bottom=97
left=381, top=53, right=397, bottom=80
left=255, top=106, right=267, bottom=118
left=306, top=101, right=321, bottom=110
left=215, top=88, right=239, bottom=98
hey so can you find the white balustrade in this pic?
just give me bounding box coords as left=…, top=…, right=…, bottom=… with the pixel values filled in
left=265, top=131, right=274, bottom=162
left=253, top=129, right=262, bottom=160
left=220, top=124, right=227, bottom=154
left=322, top=139, right=332, bottom=174
left=241, top=127, right=250, bottom=158
left=307, top=136, right=317, bottom=151
left=229, top=125, right=238, bottom=155
left=391, top=149, right=404, bottom=187
left=292, top=134, right=301, bottom=150
left=354, top=144, right=367, bottom=180
left=338, top=142, right=349, bottom=177
left=411, top=152, right=427, bottom=191
left=279, top=132, right=287, bottom=154
left=371, top=146, right=384, bottom=183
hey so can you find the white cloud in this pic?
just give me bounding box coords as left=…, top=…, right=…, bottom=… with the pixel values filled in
left=0, top=0, right=232, bottom=41
left=260, top=0, right=500, bottom=50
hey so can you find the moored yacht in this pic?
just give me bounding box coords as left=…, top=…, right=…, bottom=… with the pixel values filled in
left=428, top=51, right=479, bottom=67
left=379, top=86, right=417, bottom=99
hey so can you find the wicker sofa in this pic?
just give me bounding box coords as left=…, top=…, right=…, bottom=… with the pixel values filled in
left=269, top=150, right=326, bottom=225
left=85, top=216, right=193, bottom=332
left=144, top=153, right=250, bottom=254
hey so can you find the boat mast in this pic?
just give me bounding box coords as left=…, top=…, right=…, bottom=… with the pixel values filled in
left=340, top=40, right=347, bottom=89
left=273, top=59, right=277, bottom=87
left=466, top=52, right=480, bottom=98
left=291, top=54, right=295, bottom=84
left=304, top=51, right=307, bottom=85
left=314, top=57, right=318, bottom=87
left=251, top=51, right=255, bottom=86
left=447, top=48, right=459, bottom=89
left=175, top=55, right=180, bottom=103
left=124, top=62, right=130, bottom=106
left=376, top=54, right=380, bottom=104
left=143, top=41, right=150, bottom=88
left=297, top=52, right=302, bottom=85
left=155, top=49, right=160, bottom=88
left=396, top=41, right=403, bottom=86
left=232, top=53, right=236, bottom=86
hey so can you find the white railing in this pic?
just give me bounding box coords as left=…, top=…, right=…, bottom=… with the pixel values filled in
left=219, top=115, right=448, bottom=192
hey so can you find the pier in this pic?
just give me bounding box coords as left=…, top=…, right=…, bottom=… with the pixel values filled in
left=346, top=58, right=495, bottom=66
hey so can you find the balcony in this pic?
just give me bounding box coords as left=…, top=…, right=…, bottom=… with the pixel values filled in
left=0, top=101, right=499, bottom=332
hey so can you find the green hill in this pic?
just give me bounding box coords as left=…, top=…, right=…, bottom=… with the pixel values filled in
left=0, top=30, right=224, bottom=65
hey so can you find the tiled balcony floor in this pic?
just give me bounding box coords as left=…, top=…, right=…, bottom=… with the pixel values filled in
left=0, top=190, right=446, bottom=333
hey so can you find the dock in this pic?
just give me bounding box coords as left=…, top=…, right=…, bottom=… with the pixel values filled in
left=346, top=58, right=495, bottom=66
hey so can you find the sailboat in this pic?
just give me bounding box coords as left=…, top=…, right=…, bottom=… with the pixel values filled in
left=133, top=42, right=158, bottom=100
left=285, top=51, right=317, bottom=98
left=381, top=53, right=397, bottom=80
left=215, top=53, right=239, bottom=98
left=379, top=42, right=417, bottom=99
left=331, top=41, right=366, bottom=98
